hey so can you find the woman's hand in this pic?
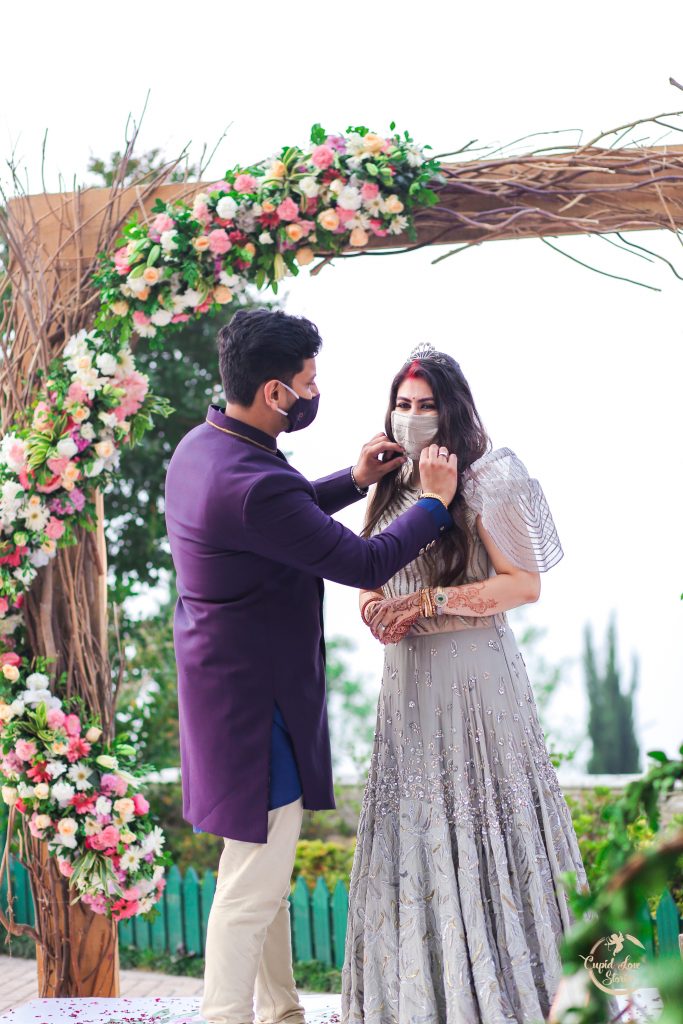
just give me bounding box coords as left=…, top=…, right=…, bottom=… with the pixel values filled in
left=368, top=593, right=422, bottom=645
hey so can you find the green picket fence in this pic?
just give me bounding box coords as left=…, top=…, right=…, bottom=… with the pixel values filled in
left=1, top=856, right=681, bottom=969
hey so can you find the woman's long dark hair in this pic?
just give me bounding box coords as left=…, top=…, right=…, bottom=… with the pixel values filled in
left=362, top=352, right=490, bottom=586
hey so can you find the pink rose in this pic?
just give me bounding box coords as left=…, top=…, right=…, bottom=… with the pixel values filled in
left=132, top=793, right=150, bottom=816
left=132, top=311, right=151, bottom=327
left=0, top=652, right=21, bottom=667
left=336, top=207, right=356, bottom=224
left=370, top=219, right=388, bottom=238
left=311, top=145, right=335, bottom=169
left=46, top=457, right=69, bottom=476
left=234, top=174, right=257, bottom=193
left=152, top=213, right=175, bottom=234
left=361, top=182, right=380, bottom=201
left=207, top=229, right=232, bottom=255
left=100, top=773, right=128, bottom=797
left=15, top=740, right=37, bottom=762
left=171, top=313, right=190, bottom=324
left=116, top=371, right=149, bottom=419
left=58, top=858, right=74, bottom=878
left=63, top=714, right=81, bottom=737
left=276, top=197, right=300, bottom=222
left=0, top=598, right=8, bottom=617
left=88, top=824, right=120, bottom=851
left=113, top=247, right=131, bottom=276
left=67, top=382, right=89, bottom=404
left=45, top=517, right=66, bottom=540
left=82, top=892, right=107, bottom=914
left=47, top=707, right=66, bottom=730
left=36, top=475, right=62, bottom=495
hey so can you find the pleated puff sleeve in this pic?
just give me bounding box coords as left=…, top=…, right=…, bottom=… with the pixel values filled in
left=460, top=448, right=563, bottom=573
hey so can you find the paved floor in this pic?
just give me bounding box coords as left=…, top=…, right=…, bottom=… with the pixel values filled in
left=0, top=956, right=203, bottom=1015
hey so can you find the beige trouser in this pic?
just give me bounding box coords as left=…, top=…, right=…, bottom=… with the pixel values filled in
left=201, top=797, right=305, bottom=1024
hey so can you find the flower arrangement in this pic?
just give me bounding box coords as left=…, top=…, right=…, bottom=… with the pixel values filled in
left=93, top=123, right=441, bottom=343
left=0, top=329, right=171, bottom=638
left=0, top=654, right=168, bottom=919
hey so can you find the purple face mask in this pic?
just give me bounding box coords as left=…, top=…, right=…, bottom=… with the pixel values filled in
left=275, top=381, right=320, bottom=432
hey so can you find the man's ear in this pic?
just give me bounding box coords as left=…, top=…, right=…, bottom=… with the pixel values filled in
left=262, top=379, right=280, bottom=411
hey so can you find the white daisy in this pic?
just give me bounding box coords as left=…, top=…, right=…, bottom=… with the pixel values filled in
left=119, top=847, right=142, bottom=872
left=67, top=763, right=93, bottom=791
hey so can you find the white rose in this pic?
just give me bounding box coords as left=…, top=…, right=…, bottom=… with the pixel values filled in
left=329, top=179, right=345, bottom=196
left=1, top=481, right=24, bottom=504
left=258, top=232, right=274, bottom=245
left=150, top=309, right=173, bottom=327
left=127, top=274, right=149, bottom=295
left=298, top=176, right=320, bottom=199
left=34, top=783, right=50, bottom=800
left=29, top=550, right=50, bottom=568
left=79, top=423, right=96, bottom=441
left=17, top=783, right=35, bottom=799
left=98, top=412, right=118, bottom=428
left=34, top=813, right=52, bottom=831
left=51, top=781, right=75, bottom=807
left=95, top=796, right=112, bottom=816
left=95, top=353, right=118, bottom=377
left=26, top=672, right=50, bottom=691
left=85, top=726, right=102, bottom=743
left=1, top=786, right=18, bottom=806
left=219, top=272, right=240, bottom=289
left=181, top=289, right=202, bottom=309
left=10, top=699, right=25, bottom=716
left=336, top=186, right=362, bottom=211
left=160, top=230, right=178, bottom=254
left=216, top=196, right=237, bottom=220
left=57, top=818, right=77, bottom=837
left=56, top=437, right=78, bottom=459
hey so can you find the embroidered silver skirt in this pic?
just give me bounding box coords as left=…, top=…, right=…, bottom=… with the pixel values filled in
left=341, top=624, right=587, bottom=1024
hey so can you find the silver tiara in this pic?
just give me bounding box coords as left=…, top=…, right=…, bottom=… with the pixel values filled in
left=406, top=342, right=450, bottom=365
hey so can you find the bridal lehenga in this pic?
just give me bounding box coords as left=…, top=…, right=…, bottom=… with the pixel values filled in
left=342, top=449, right=588, bottom=1024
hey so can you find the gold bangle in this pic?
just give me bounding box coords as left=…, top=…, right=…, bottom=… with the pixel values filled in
left=419, top=491, right=449, bottom=511
left=420, top=587, right=436, bottom=618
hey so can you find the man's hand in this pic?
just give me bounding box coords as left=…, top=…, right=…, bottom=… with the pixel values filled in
left=352, top=433, right=407, bottom=489
left=419, top=444, right=458, bottom=506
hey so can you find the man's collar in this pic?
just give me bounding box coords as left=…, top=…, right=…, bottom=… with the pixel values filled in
left=206, top=405, right=278, bottom=452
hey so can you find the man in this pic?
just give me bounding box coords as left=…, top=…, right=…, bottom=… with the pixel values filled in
left=164, top=308, right=457, bottom=1024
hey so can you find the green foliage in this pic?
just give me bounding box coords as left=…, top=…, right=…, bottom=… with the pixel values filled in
left=325, top=637, right=376, bottom=776
left=294, top=840, right=355, bottom=892
left=119, top=944, right=205, bottom=977
left=86, top=150, right=198, bottom=189
left=584, top=615, right=640, bottom=774
left=293, top=960, right=342, bottom=993
left=557, top=746, right=683, bottom=1024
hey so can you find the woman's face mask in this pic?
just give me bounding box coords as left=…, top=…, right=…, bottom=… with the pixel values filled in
left=391, top=410, right=439, bottom=460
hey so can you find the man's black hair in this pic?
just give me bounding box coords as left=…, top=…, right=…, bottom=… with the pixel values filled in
left=217, top=308, right=323, bottom=406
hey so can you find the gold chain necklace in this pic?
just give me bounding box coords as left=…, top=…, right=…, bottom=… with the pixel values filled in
left=205, top=418, right=276, bottom=453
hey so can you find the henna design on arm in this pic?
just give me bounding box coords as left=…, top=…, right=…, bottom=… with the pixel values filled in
left=446, top=582, right=498, bottom=615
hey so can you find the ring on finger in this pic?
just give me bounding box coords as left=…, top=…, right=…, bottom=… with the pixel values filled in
left=438, top=447, right=449, bottom=459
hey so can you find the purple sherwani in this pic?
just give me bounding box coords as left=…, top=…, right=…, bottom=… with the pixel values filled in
left=164, top=405, right=450, bottom=842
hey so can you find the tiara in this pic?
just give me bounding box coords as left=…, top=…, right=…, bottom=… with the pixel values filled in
left=406, top=342, right=450, bottom=365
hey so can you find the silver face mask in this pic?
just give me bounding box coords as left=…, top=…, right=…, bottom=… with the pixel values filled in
left=391, top=410, right=439, bottom=460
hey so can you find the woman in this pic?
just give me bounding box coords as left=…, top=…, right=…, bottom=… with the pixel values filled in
left=341, top=343, right=587, bottom=1024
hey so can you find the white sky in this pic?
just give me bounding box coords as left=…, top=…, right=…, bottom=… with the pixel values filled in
left=3, top=1, right=682, bottom=766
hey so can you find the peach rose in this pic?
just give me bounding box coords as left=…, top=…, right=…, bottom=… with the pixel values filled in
left=2, top=665, right=20, bottom=682
left=362, top=133, right=386, bottom=154
left=384, top=195, right=404, bottom=214
left=267, top=161, right=286, bottom=179
left=137, top=287, right=150, bottom=301
left=285, top=223, right=304, bottom=243
left=70, top=407, right=89, bottom=424
left=192, top=236, right=211, bottom=252
left=295, top=247, right=315, bottom=266
left=243, top=243, right=256, bottom=257
left=110, top=300, right=129, bottom=316
left=142, top=267, right=160, bottom=286
left=317, top=209, right=340, bottom=231
left=350, top=227, right=369, bottom=247
left=213, top=286, right=234, bottom=304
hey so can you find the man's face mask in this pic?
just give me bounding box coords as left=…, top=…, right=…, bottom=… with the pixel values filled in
left=391, top=410, right=439, bottom=460
left=275, top=381, right=320, bottom=432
